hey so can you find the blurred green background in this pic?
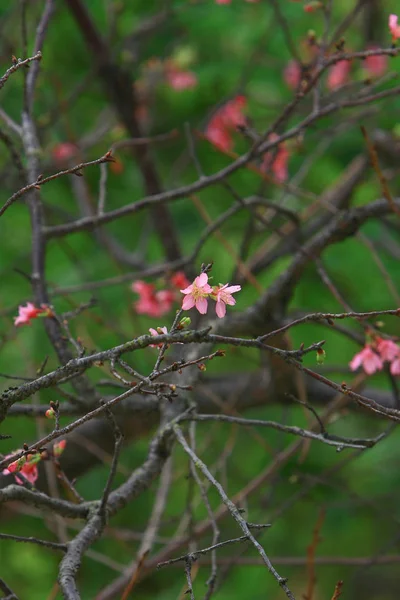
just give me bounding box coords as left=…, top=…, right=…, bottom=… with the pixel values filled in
left=1, top=1, right=400, bottom=598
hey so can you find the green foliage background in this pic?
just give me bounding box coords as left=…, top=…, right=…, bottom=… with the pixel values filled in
left=1, top=1, right=400, bottom=598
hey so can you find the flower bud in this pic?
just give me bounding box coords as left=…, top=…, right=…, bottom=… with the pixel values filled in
left=179, top=316, right=191, bottom=328
left=53, top=440, right=67, bottom=457
left=45, top=408, right=56, bottom=419
left=316, top=348, right=326, bottom=365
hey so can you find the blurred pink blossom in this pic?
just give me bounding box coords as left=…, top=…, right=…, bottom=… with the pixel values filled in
left=390, top=356, right=400, bottom=376
left=327, top=59, right=351, bottom=90
left=14, top=302, right=45, bottom=326
left=132, top=281, right=174, bottom=317
left=349, top=345, right=383, bottom=375
left=389, top=14, right=400, bottom=42
left=376, top=338, right=399, bottom=362
left=261, top=133, right=290, bottom=183
left=205, top=96, right=247, bottom=152
left=52, top=142, right=79, bottom=166
left=283, top=60, right=302, bottom=90
left=166, top=65, right=197, bottom=91
left=170, top=271, right=191, bottom=290
left=364, top=47, right=388, bottom=78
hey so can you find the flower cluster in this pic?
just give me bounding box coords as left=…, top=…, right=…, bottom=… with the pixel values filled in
left=180, top=273, right=241, bottom=319
left=14, top=302, right=52, bottom=326
left=283, top=24, right=392, bottom=94
left=349, top=337, right=400, bottom=376
left=132, top=271, right=190, bottom=318
left=2, top=440, right=67, bottom=486
left=2, top=454, right=40, bottom=485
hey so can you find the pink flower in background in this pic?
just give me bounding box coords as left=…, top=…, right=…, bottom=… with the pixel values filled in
left=206, top=96, right=247, bottom=152
left=212, top=283, right=241, bottom=318
left=205, top=124, right=233, bottom=152
left=349, top=345, right=383, bottom=375
left=327, top=59, right=351, bottom=90
left=166, top=65, right=197, bottom=91
left=219, top=96, right=247, bottom=129
left=170, top=271, right=191, bottom=290
left=390, top=356, right=400, bottom=376
left=132, top=281, right=174, bottom=317
left=2, top=454, right=39, bottom=486
left=181, top=273, right=213, bottom=315
left=155, top=289, right=175, bottom=309
left=52, top=142, right=79, bottom=166
left=283, top=60, right=302, bottom=90
left=389, top=14, right=400, bottom=42
left=14, top=302, right=45, bottom=326
left=376, top=338, right=399, bottom=362
left=261, top=133, right=290, bottom=183
left=364, top=47, right=388, bottom=78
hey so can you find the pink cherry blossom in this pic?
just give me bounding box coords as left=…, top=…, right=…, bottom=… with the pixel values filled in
left=376, top=338, right=399, bottom=362
left=390, top=356, right=400, bottom=376
left=180, top=273, right=213, bottom=315
left=349, top=345, right=383, bottom=375
left=132, top=281, right=174, bottom=317
left=327, top=59, right=351, bottom=91
left=283, top=60, right=301, bottom=90
left=389, top=14, right=400, bottom=42
left=14, top=302, right=45, bottom=326
left=212, top=283, right=241, bottom=318
left=165, top=65, right=197, bottom=91
left=261, top=133, right=290, bottom=183
left=364, top=46, right=388, bottom=78
left=2, top=454, right=39, bottom=486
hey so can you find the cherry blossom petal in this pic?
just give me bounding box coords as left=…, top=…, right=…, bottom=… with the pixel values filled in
left=182, top=295, right=196, bottom=310
left=216, top=301, right=226, bottom=318
left=195, top=296, right=208, bottom=314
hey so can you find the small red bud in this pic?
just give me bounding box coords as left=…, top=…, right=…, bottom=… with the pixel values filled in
left=45, top=408, right=56, bottom=419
